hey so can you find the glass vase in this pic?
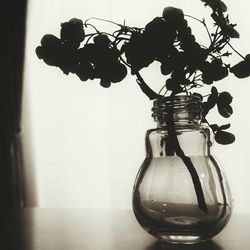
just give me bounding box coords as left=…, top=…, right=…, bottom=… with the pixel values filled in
left=132, top=95, right=233, bottom=244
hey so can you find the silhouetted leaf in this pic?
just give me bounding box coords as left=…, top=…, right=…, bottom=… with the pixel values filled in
left=211, top=86, right=218, bottom=95
left=221, top=51, right=232, bottom=57
left=207, top=94, right=217, bottom=109
left=201, top=0, right=227, bottom=12
left=162, top=6, right=184, bottom=28
left=215, top=130, right=235, bottom=145
left=230, top=55, right=250, bottom=78
left=144, top=17, right=176, bottom=53
left=160, top=58, right=173, bottom=75
left=217, top=104, right=233, bottom=118
left=41, top=34, right=61, bottom=47
left=37, top=34, right=63, bottom=67
left=36, top=46, right=43, bottom=59
left=123, top=31, right=154, bottom=73
left=202, top=102, right=211, bottom=117
left=217, top=91, right=233, bottom=106
left=93, top=34, right=111, bottom=47
left=213, top=66, right=228, bottom=81
left=74, top=61, right=94, bottom=81
left=210, top=124, right=219, bottom=132
left=110, top=63, right=127, bottom=83
left=100, top=78, right=111, bottom=88
left=61, top=18, right=85, bottom=49
left=193, top=92, right=203, bottom=101
left=230, top=61, right=250, bottom=78
left=166, top=78, right=183, bottom=94
left=219, top=123, right=231, bottom=130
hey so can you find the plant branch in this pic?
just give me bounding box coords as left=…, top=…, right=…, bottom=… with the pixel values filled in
left=202, top=18, right=212, bottom=43
left=134, top=71, right=162, bottom=100
left=158, top=83, right=167, bottom=96
left=185, top=15, right=212, bottom=43
left=166, top=100, right=208, bottom=213
left=84, top=23, right=99, bottom=33
left=185, top=14, right=204, bottom=24
left=84, top=17, right=123, bottom=27
left=227, top=42, right=245, bottom=60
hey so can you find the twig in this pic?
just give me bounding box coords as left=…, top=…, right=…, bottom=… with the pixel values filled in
left=134, top=71, right=161, bottom=100
left=185, top=15, right=212, bottom=43
left=166, top=100, right=208, bottom=213
left=227, top=42, right=245, bottom=60
left=84, top=17, right=123, bottom=27
left=158, top=83, right=167, bottom=95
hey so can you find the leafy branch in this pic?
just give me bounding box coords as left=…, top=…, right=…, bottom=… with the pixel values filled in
left=35, top=0, right=250, bottom=144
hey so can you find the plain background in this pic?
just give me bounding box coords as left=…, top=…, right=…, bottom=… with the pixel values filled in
left=22, top=0, right=250, bottom=213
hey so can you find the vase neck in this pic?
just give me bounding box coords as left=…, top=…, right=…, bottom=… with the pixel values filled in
left=151, top=95, right=202, bottom=128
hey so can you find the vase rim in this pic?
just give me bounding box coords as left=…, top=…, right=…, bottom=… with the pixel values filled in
left=153, top=94, right=201, bottom=103
left=151, top=94, right=202, bottom=126
left=152, top=94, right=202, bottom=109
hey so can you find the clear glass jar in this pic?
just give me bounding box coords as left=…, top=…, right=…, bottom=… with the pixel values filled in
left=132, top=95, right=233, bottom=244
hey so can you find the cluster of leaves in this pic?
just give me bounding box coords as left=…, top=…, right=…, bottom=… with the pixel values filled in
left=36, top=0, right=250, bottom=145
left=194, top=86, right=235, bottom=144
left=36, top=19, right=127, bottom=88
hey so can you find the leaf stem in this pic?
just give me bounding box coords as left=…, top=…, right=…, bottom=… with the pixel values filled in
left=84, top=23, right=99, bottom=33
left=185, top=14, right=203, bottom=24
left=134, top=71, right=161, bottom=100
left=84, top=17, right=123, bottom=27
left=227, top=42, right=245, bottom=60
left=166, top=100, right=208, bottom=213
left=158, top=83, right=167, bottom=96
left=185, top=15, right=212, bottom=43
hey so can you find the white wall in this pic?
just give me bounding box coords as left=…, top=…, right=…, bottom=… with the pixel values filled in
left=22, top=0, right=250, bottom=212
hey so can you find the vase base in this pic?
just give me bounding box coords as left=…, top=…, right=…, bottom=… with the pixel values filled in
left=156, top=234, right=209, bottom=244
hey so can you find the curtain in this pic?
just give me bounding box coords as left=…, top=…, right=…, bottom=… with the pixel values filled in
left=0, top=0, right=27, bottom=206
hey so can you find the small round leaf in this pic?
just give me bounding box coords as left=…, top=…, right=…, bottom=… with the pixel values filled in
left=215, top=130, right=235, bottom=145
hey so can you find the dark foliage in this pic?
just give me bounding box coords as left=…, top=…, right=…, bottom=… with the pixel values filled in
left=36, top=0, right=250, bottom=145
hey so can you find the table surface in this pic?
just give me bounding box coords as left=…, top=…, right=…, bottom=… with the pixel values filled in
left=0, top=208, right=249, bottom=250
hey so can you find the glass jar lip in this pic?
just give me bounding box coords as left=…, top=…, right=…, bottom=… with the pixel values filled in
left=151, top=94, right=202, bottom=125
left=153, top=94, right=201, bottom=108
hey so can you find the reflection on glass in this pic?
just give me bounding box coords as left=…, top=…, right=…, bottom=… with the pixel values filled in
left=145, top=239, right=223, bottom=250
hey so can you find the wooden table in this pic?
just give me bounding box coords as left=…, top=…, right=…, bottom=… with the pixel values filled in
left=0, top=208, right=249, bottom=250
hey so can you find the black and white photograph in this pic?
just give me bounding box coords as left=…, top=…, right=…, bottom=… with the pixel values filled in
left=1, top=0, right=250, bottom=249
